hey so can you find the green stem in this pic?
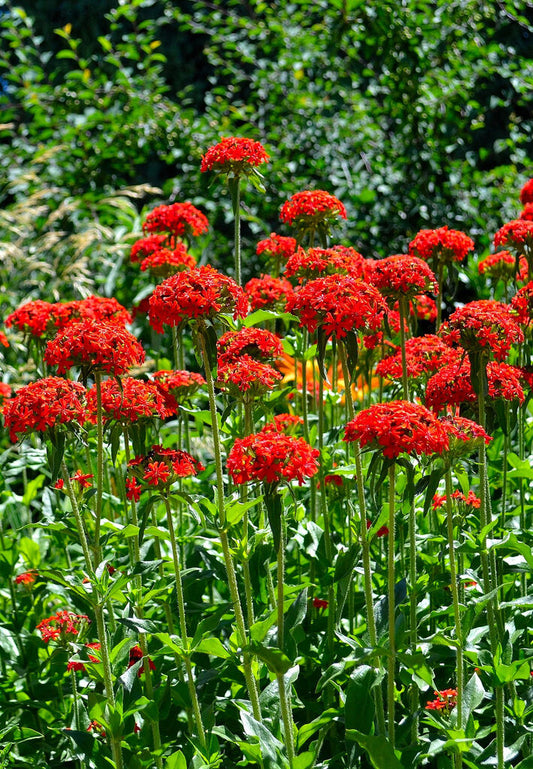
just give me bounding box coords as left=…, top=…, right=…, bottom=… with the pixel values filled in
left=318, top=371, right=335, bottom=652
left=496, top=685, right=505, bottom=769
left=387, top=463, right=396, bottom=748
left=94, top=603, right=123, bottom=769
left=164, top=495, right=207, bottom=750
left=277, top=500, right=286, bottom=652
left=436, top=262, right=444, bottom=331
left=94, top=370, right=104, bottom=566
left=276, top=671, right=295, bottom=768
left=233, top=178, right=242, bottom=286
left=445, top=469, right=464, bottom=750
left=408, top=496, right=419, bottom=744
left=61, top=460, right=94, bottom=575
left=398, top=297, right=410, bottom=401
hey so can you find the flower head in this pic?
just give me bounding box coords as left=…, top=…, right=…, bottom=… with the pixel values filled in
left=138, top=245, right=196, bottom=277
left=369, top=254, right=438, bottom=301
left=520, top=179, right=533, bottom=205
left=217, top=356, right=282, bottom=397
left=280, top=190, right=347, bottom=242
left=409, top=226, right=474, bottom=265
left=148, top=266, right=248, bottom=332
left=260, top=413, right=304, bottom=435
left=440, top=300, right=523, bottom=361
left=5, top=300, right=55, bottom=338
left=478, top=250, right=528, bottom=284
left=227, top=432, right=319, bottom=487
left=494, top=220, right=533, bottom=253
left=201, top=137, right=269, bottom=176
left=245, top=274, right=294, bottom=312
left=45, top=320, right=145, bottom=376
left=344, top=400, right=450, bottom=459
left=425, top=360, right=525, bottom=413
left=128, top=644, right=156, bottom=676
left=425, top=689, right=457, bottom=713
left=37, top=610, right=90, bottom=643
left=151, top=369, right=205, bottom=402
left=510, top=280, right=533, bottom=328
left=217, top=328, right=283, bottom=365
left=440, top=415, right=492, bottom=459
left=142, top=202, right=209, bottom=239
left=286, top=273, right=386, bottom=339
left=87, top=377, right=176, bottom=424
left=3, top=377, right=88, bottom=442
left=256, top=233, right=297, bottom=263
left=285, top=246, right=365, bottom=282
left=520, top=203, right=533, bottom=221
left=15, top=571, right=37, bottom=586
left=433, top=489, right=481, bottom=510
left=376, top=335, right=459, bottom=382
left=128, top=445, right=204, bottom=492
left=131, top=233, right=168, bottom=263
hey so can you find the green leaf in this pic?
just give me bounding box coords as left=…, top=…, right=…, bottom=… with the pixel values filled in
left=345, top=666, right=376, bottom=735
left=97, top=35, right=112, bottom=52
left=345, top=730, right=403, bottom=769
left=164, top=750, right=187, bottom=769
left=296, top=708, right=338, bottom=751
left=194, top=637, right=230, bottom=659
left=265, top=492, right=282, bottom=553
left=22, top=474, right=45, bottom=506
left=245, top=641, right=292, bottom=675
left=456, top=672, right=484, bottom=729
left=316, top=326, right=330, bottom=382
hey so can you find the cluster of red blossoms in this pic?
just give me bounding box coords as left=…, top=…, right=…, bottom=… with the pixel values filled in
left=280, top=190, right=347, bottom=227
left=151, top=369, right=206, bottom=401
left=142, top=202, right=209, bottom=239
left=227, top=432, right=319, bottom=487
left=510, top=281, right=533, bottom=328
left=478, top=251, right=527, bottom=284
left=149, top=265, right=248, bottom=332
left=217, top=328, right=283, bottom=365
left=128, top=644, right=156, bottom=676
left=344, top=401, right=450, bottom=459
left=425, top=689, right=458, bottom=713
left=200, top=137, right=270, bottom=175
left=216, top=328, right=283, bottom=396
left=432, top=489, right=481, bottom=510
left=285, top=246, right=365, bottom=281
left=256, top=233, right=297, bottom=262
left=245, top=274, right=294, bottom=311
left=286, top=273, right=386, bottom=339
left=3, top=377, right=88, bottom=442
left=368, top=254, right=438, bottom=301
left=217, top=357, right=282, bottom=397
left=440, top=300, right=524, bottom=362
left=376, top=335, right=458, bottom=382
left=86, top=377, right=177, bottom=424
left=127, top=445, right=204, bottom=498
left=37, top=610, right=90, bottom=643
left=15, top=571, right=37, bottom=586
left=409, top=226, right=474, bottom=265
left=260, top=413, right=303, bottom=435
left=45, top=319, right=145, bottom=376
left=67, top=642, right=101, bottom=673
left=425, top=360, right=525, bottom=413
left=494, top=219, right=533, bottom=253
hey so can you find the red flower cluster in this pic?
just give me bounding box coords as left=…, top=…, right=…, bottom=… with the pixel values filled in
left=151, top=369, right=206, bottom=401
left=142, top=202, right=209, bottom=239
left=286, top=274, right=386, bottom=339
left=148, top=266, right=248, bottom=332
left=256, top=233, right=297, bottom=261
left=409, top=226, right=474, bottom=264
left=200, top=137, right=270, bottom=174
left=425, top=360, right=525, bottom=413
left=520, top=203, right=533, bottom=221
left=368, top=254, right=438, bottom=300
left=128, top=445, right=204, bottom=493
left=0, top=381, right=12, bottom=413
left=138, top=245, right=196, bottom=277
left=67, top=642, right=101, bottom=673
left=285, top=246, right=365, bottom=281
left=440, top=300, right=523, bottom=361
left=425, top=689, right=457, bottom=712
left=227, top=432, right=319, bottom=486
left=0, top=331, right=8, bottom=347
left=128, top=644, right=156, bottom=676
left=520, top=179, right=533, bottom=205
left=344, top=400, right=450, bottom=459
left=280, top=190, right=347, bottom=227
left=245, top=274, right=294, bottom=311
left=510, top=280, right=533, bottom=327
left=478, top=250, right=527, bottom=283
left=70, top=470, right=94, bottom=489
left=218, top=356, right=282, bottom=396
left=217, top=328, right=283, bottom=365
left=494, top=220, right=533, bottom=251
left=37, top=610, right=90, bottom=643
left=131, top=233, right=168, bottom=262
left=4, top=377, right=88, bottom=442
left=87, top=377, right=176, bottom=424
left=45, top=320, right=145, bottom=376
left=260, top=413, right=303, bottom=435
left=432, top=489, right=481, bottom=510
left=376, top=335, right=458, bottom=381
left=15, top=571, right=37, bottom=586
left=5, top=299, right=55, bottom=338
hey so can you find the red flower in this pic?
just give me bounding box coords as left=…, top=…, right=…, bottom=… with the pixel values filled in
left=67, top=660, right=86, bottom=673
left=425, top=360, right=525, bottom=413
left=138, top=245, right=196, bottom=277
left=86, top=642, right=102, bottom=662
left=280, top=190, right=347, bottom=228
left=201, top=136, right=270, bottom=175
left=5, top=299, right=55, bottom=338
left=409, top=226, right=474, bottom=265
left=376, top=335, right=459, bottom=382
left=148, top=265, right=248, bottom=332
left=55, top=478, right=65, bottom=490
left=144, top=461, right=171, bottom=486
left=128, top=445, right=204, bottom=491
left=432, top=489, right=481, bottom=510
left=510, top=280, right=533, bottom=327
left=87, top=377, right=176, bottom=424
left=520, top=178, right=533, bottom=205
left=286, top=273, right=386, bottom=339
left=410, top=294, right=438, bottom=322
left=478, top=250, right=528, bottom=283
left=256, top=233, right=297, bottom=262
left=285, top=246, right=366, bottom=281
left=245, top=274, right=294, bottom=312
left=440, top=300, right=523, bottom=361
left=313, top=598, right=328, bottom=610
left=217, top=328, right=283, bottom=365
left=344, top=400, right=450, bottom=459
left=151, top=369, right=205, bottom=402
left=131, top=233, right=168, bottom=263
left=15, top=571, right=37, bottom=586
left=126, top=477, right=142, bottom=501
left=0, top=381, right=12, bottom=413
left=368, top=254, right=438, bottom=300
left=520, top=203, right=533, bottom=221
left=3, top=377, right=88, bottom=442
left=37, top=611, right=89, bottom=643
left=367, top=520, right=389, bottom=537
left=260, top=413, right=304, bottom=435
left=0, top=331, right=9, bottom=347
left=128, top=644, right=156, bottom=676
left=425, top=689, right=457, bottom=712
left=142, top=202, right=209, bottom=239
left=45, top=320, right=145, bottom=376
left=70, top=470, right=94, bottom=489
left=494, top=220, right=533, bottom=252
left=227, top=432, right=319, bottom=487
left=217, top=356, right=282, bottom=396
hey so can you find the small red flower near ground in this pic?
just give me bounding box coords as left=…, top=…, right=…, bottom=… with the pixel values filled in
left=70, top=470, right=94, bottom=489
left=37, top=611, right=90, bottom=643
left=344, top=400, right=450, bottom=459
left=201, top=137, right=270, bottom=175
left=3, top=377, right=88, bottom=442
left=313, top=598, right=329, bottom=610
left=227, top=432, right=319, bottom=487
left=432, top=489, right=481, bottom=510
left=15, top=571, right=37, bottom=586
left=128, top=644, right=156, bottom=676
left=425, top=689, right=458, bottom=713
